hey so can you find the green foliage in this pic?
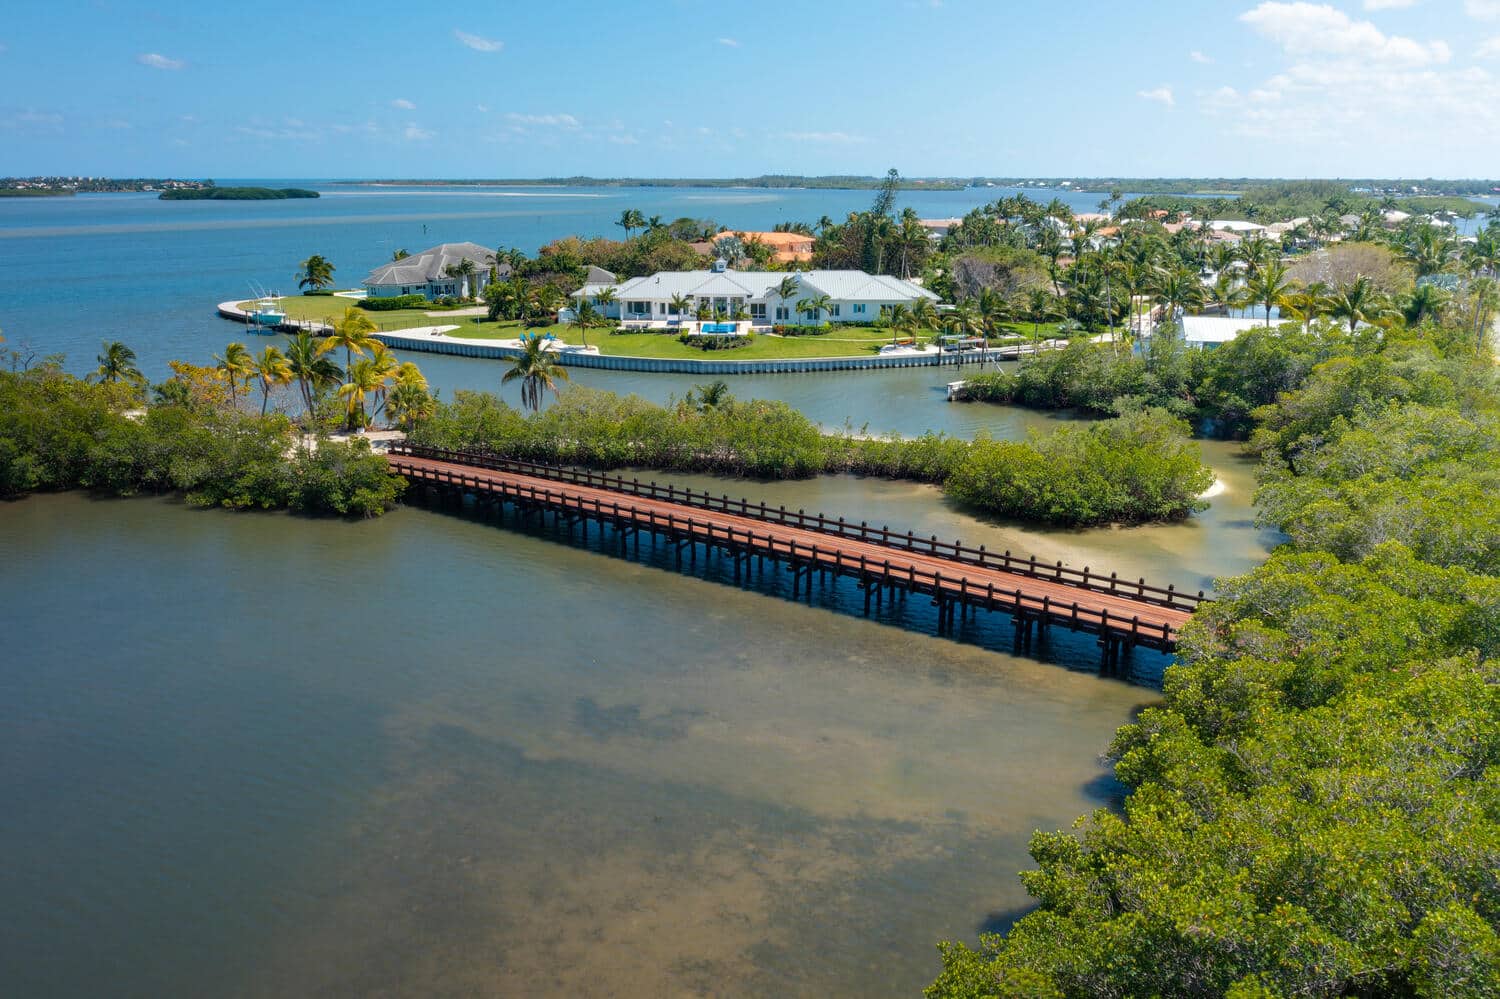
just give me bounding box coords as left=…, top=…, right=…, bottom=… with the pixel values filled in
left=358, top=293, right=430, bottom=311
left=677, top=332, right=752, bottom=350
left=0, top=367, right=403, bottom=516
left=159, top=186, right=318, bottom=200
left=410, top=387, right=1212, bottom=525
left=929, top=322, right=1500, bottom=998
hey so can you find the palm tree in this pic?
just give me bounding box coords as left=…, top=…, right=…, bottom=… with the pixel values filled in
left=976, top=288, right=1010, bottom=336
left=444, top=257, right=479, bottom=298
left=338, top=358, right=384, bottom=431
left=91, top=340, right=142, bottom=385
left=319, top=306, right=377, bottom=373
left=795, top=294, right=833, bottom=325
left=692, top=380, right=731, bottom=412
left=1403, top=283, right=1448, bottom=326
left=1024, top=288, right=1060, bottom=339
left=284, top=332, right=342, bottom=416
left=1244, top=260, right=1295, bottom=326
left=943, top=303, right=983, bottom=341
left=1327, top=275, right=1386, bottom=333
left=1280, top=282, right=1328, bottom=333
left=502, top=335, right=569, bottom=413
left=1152, top=268, right=1207, bottom=326
left=887, top=303, right=912, bottom=345
left=669, top=293, right=693, bottom=324
left=387, top=362, right=436, bottom=429
left=215, top=342, right=254, bottom=407
left=1213, top=272, right=1248, bottom=318
left=910, top=297, right=940, bottom=332
left=615, top=209, right=646, bottom=240
left=772, top=276, right=800, bottom=323
left=296, top=254, right=335, bottom=292
left=391, top=249, right=410, bottom=261
left=572, top=298, right=604, bottom=350
left=1238, top=233, right=1274, bottom=276
left=593, top=286, right=617, bottom=313
left=252, top=345, right=294, bottom=416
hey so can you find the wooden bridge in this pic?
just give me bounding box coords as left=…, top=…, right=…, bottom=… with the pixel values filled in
left=386, top=445, right=1206, bottom=671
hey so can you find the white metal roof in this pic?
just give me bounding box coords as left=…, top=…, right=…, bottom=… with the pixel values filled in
left=602, top=269, right=938, bottom=303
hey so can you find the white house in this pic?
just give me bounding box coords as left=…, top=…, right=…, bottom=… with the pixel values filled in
left=571, top=262, right=939, bottom=327
left=362, top=242, right=510, bottom=300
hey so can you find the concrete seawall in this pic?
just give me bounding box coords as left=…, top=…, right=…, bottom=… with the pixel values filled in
left=217, top=300, right=1002, bottom=375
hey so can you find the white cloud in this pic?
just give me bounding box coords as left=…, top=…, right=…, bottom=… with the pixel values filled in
left=717, top=37, right=740, bottom=47
left=454, top=30, right=503, bottom=52
left=137, top=52, right=184, bottom=70
left=1240, top=3, right=1449, bottom=66
left=475, top=103, right=489, bottom=113
left=1, top=109, right=63, bottom=130
left=1190, top=50, right=1213, bottom=63
left=781, top=130, right=867, bottom=143
left=506, top=112, right=580, bottom=127
left=404, top=124, right=433, bottom=141
left=1479, top=35, right=1500, bottom=56
left=608, top=134, right=640, bottom=145
left=1467, top=0, right=1500, bottom=18
left=391, top=98, right=416, bottom=110
left=1138, top=85, right=1175, bottom=106
left=1364, top=0, right=1416, bottom=8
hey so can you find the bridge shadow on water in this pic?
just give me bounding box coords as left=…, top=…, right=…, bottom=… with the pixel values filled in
left=404, top=488, right=1173, bottom=687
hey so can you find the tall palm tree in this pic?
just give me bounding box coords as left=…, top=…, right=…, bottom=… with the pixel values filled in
left=319, top=306, right=378, bottom=373
left=593, top=286, right=617, bottom=312
left=284, top=332, right=342, bottom=416
left=1213, top=272, right=1249, bottom=318
left=1280, top=282, right=1329, bottom=333
left=795, top=293, right=834, bottom=325
left=252, top=345, right=294, bottom=416
left=1244, top=260, right=1295, bottom=326
left=91, top=340, right=142, bottom=385
left=910, top=297, right=940, bottom=331
left=772, top=276, right=800, bottom=323
left=444, top=257, right=479, bottom=298
left=296, top=254, right=335, bottom=292
left=502, top=335, right=570, bottom=413
left=976, top=288, right=1010, bottom=336
left=1238, top=233, right=1274, bottom=276
left=615, top=209, right=646, bottom=240
left=692, top=379, right=731, bottom=412
left=1152, top=268, right=1207, bottom=326
left=669, top=293, right=693, bottom=324
left=1024, top=288, right=1060, bottom=339
left=338, top=358, right=384, bottom=431
left=215, top=342, right=254, bottom=407
left=572, top=298, right=604, bottom=349
left=887, top=303, right=912, bottom=345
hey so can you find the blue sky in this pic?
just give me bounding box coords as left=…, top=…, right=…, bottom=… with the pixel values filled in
left=3, top=0, right=1500, bottom=178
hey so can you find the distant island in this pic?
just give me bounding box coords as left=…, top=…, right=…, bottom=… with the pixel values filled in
left=0, top=176, right=215, bottom=196
left=159, top=186, right=319, bottom=201
left=351, top=175, right=968, bottom=191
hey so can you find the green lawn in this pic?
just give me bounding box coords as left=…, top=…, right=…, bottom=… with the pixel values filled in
left=253, top=295, right=1072, bottom=359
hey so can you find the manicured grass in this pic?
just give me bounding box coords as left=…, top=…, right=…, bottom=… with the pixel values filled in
left=245, top=294, right=491, bottom=335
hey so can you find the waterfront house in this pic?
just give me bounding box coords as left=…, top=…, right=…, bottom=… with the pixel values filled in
left=362, top=242, right=510, bottom=300
left=572, top=262, right=939, bottom=327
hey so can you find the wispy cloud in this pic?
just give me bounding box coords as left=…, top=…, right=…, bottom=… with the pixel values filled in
left=1466, top=0, right=1500, bottom=18
left=1477, top=34, right=1500, bottom=55
left=1, top=109, right=63, bottom=130
left=454, top=29, right=503, bottom=52
left=1365, top=0, right=1416, bottom=8
left=608, top=134, right=640, bottom=145
left=717, top=37, right=740, bottom=47
left=1190, top=49, right=1212, bottom=63
left=391, top=98, right=416, bottom=110
left=1138, top=85, right=1175, bottom=106
left=505, top=112, right=580, bottom=127
left=782, top=130, right=867, bottom=143
left=137, top=52, right=184, bottom=70
left=404, top=124, right=433, bottom=141
left=1240, top=2, right=1449, bottom=65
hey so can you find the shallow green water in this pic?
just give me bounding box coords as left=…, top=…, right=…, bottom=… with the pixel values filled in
left=1, top=490, right=1173, bottom=997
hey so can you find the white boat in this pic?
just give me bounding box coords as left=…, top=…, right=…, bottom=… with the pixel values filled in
left=246, top=285, right=287, bottom=331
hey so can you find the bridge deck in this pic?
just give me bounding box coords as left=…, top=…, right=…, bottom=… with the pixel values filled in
left=388, top=452, right=1194, bottom=651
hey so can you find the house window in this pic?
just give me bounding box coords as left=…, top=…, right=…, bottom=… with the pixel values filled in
left=628, top=301, right=650, bottom=316
left=853, top=303, right=867, bottom=315
left=750, top=303, right=766, bottom=319
left=829, top=304, right=841, bottom=318
left=775, top=306, right=789, bottom=321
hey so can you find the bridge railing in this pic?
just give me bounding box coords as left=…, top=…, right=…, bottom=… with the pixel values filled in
left=388, top=459, right=1180, bottom=649
left=389, top=443, right=1208, bottom=612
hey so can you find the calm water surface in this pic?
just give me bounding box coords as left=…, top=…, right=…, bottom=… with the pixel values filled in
left=1, top=183, right=1281, bottom=996
left=2, top=493, right=1154, bottom=997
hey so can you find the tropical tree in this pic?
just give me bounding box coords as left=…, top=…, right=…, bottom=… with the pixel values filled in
left=593, top=286, right=617, bottom=311
left=795, top=293, right=834, bottom=324
left=572, top=298, right=604, bottom=350
left=1245, top=260, right=1295, bottom=326
left=502, top=335, right=570, bottom=413
left=1327, top=275, right=1389, bottom=333
left=338, top=357, right=385, bottom=431
left=687, top=379, right=731, bottom=413
left=91, top=340, right=143, bottom=386
left=1402, top=282, right=1448, bottom=326
left=615, top=209, right=646, bottom=240
left=250, top=345, right=293, bottom=415
left=910, top=297, right=940, bottom=331
left=1024, top=287, right=1061, bottom=338
left=887, top=303, right=912, bottom=345
left=214, top=342, right=255, bottom=407
left=296, top=254, right=335, bottom=292
left=1213, top=271, right=1249, bottom=318
left=284, top=332, right=343, bottom=416
left=391, top=249, right=410, bottom=261
left=1152, top=267, right=1207, bottom=324
left=443, top=257, right=479, bottom=298
left=772, top=276, right=800, bottom=322
left=387, top=362, right=436, bottom=430
left=669, top=293, right=694, bottom=323
left=319, top=306, right=378, bottom=373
